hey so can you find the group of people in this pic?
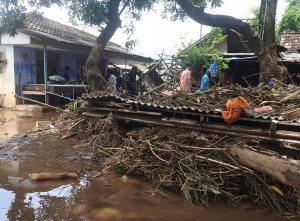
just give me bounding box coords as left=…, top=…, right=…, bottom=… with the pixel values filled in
left=108, top=62, right=216, bottom=94
left=107, top=68, right=124, bottom=92
left=108, top=66, right=140, bottom=95
left=179, top=62, right=217, bottom=92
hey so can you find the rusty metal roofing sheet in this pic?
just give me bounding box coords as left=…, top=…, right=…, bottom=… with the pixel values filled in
left=82, top=94, right=300, bottom=123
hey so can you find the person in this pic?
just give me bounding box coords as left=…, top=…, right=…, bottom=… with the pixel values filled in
left=63, top=66, right=71, bottom=83
left=116, top=71, right=124, bottom=91
left=209, top=60, right=218, bottom=86
left=200, top=69, right=211, bottom=91
left=108, top=71, right=117, bottom=91
left=179, top=63, right=192, bottom=92
left=127, top=66, right=138, bottom=95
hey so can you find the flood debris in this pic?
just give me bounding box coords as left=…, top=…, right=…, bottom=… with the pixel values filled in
left=35, top=111, right=300, bottom=217
left=65, top=117, right=300, bottom=217
left=32, top=64, right=300, bottom=217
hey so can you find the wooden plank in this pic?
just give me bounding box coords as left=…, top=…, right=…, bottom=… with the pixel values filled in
left=108, top=114, right=300, bottom=147
left=23, top=84, right=89, bottom=94
left=82, top=112, right=105, bottom=118
left=22, top=91, right=45, bottom=95
left=90, top=107, right=162, bottom=116
left=162, top=117, right=198, bottom=126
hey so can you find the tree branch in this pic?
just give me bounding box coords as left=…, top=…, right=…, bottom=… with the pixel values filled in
left=96, top=0, right=122, bottom=45
left=175, top=0, right=264, bottom=55
left=119, top=0, right=130, bottom=16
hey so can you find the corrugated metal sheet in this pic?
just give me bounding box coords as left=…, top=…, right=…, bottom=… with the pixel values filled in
left=82, top=94, right=300, bottom=123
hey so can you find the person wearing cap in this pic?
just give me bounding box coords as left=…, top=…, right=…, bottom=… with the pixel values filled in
left=180, top=63, right=192, bottom=92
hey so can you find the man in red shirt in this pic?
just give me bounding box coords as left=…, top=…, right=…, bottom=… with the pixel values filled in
left=180, top=64, right=192, bottom=92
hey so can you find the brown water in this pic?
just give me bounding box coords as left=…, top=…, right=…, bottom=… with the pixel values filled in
left=0, top=109, right=287, bottom=221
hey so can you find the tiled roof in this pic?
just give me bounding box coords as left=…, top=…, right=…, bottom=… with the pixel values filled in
left=23, top=14, right=128, bottom=52
left=280, top=32, right=300, bottom=53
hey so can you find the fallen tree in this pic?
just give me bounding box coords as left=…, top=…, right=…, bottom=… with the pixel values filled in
left=229, top=147, right=300, bottom=188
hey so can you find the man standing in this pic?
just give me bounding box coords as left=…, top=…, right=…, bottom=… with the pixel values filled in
left=108, top=71, right=117, bottom=91
left=200, top=69, right=212, bottom=91
left=180, top=64, right=192, bottom=92
left=127, top=66, right=138, bottom=95
left=209, top=60, right=218, bottom=85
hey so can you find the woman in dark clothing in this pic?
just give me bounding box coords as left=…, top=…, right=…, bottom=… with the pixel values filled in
left=63, top=66, right=71, bottom=83
left=127, top=66, right=138, bottom=95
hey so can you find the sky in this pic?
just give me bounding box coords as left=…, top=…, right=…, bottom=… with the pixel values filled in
left=41, top=0, right=288, bottom=59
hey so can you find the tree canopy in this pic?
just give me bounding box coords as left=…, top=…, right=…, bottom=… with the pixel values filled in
left=0, top=0, right=159, bottom=90
left=169, top=0, right=287, bottom=83
left=0, top=0, right=156, bottom=36
left=277, top=0, right=300, bottom=33
left=179, top=28, right=228, bottom=79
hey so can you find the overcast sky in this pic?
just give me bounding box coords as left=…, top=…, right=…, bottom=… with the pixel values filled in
left=41, top=0, right=287, bottom=59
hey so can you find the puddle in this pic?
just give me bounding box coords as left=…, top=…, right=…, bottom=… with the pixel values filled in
left=0, top=109, right=52, bottom=144
left=0, top=189, right=15, bottom=221
left=0, top=109, right=293, bottom=221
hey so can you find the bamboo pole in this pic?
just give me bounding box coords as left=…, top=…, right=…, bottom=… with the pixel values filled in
left=43, top=91, right=74, bottom=101
left=15, top=95, right=78, bottom=116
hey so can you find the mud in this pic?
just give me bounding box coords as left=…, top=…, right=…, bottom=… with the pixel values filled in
left=0, top=109, right=287, bottom=220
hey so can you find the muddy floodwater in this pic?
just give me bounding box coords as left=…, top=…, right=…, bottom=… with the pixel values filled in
left=0, top=109, right=287, bottom=220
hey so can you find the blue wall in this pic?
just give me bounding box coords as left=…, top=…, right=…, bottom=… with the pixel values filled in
left=60, top=52, right=77, bottom=81
left=14, top=46, right=37, bottom=85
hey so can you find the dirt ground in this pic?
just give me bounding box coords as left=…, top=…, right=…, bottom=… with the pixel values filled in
left=0, top=108, right=287, bottom=221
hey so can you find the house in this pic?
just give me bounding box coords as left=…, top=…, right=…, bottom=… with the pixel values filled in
left=184, top=29, right=300, bottom=86
left=0, top=14, right=153, bottom=107
left=280, top=32, right=300, bottom=57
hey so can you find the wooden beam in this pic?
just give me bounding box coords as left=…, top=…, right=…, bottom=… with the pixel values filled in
left=90, top=107, right=162, bottom=116
left=15, top=95, right=78, bottom=116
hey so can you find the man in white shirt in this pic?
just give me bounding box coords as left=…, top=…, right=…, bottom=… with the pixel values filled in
left=108, top=72, right=117, bottom=91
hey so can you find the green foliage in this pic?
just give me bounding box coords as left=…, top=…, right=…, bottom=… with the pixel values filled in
left=247, top=6, right=260, bottom=33
left=113, top=163, right=126, bottom=174
left=277, top=0, right=300, bottom=33
left=66, top=1, right=110, bottom=27
left=68, top=101, right=78, bottom=112
left=162, top=0, right=224, bottom=21
left=0, top=0, right=158, bottom=49
left=178, top=28, right=228, bottom=77
left=0, top=7, right=25, bottom=36
left=183, top=187, right=208, bottom=206
left=0, top=0, right=62, bottom=36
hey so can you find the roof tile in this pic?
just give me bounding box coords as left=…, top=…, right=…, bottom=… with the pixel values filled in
left=24, top=14, right=121, bottom=49
left=281, top=32, right=300, bottom=53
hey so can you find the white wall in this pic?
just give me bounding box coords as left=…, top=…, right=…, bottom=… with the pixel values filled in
left=1, top=32, right=30, bottom=45
left=0, top=45, right=16, bottom=107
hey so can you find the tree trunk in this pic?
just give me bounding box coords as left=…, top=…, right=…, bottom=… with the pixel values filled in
left=85, top=0, right=122, bottom=91
left=228, top=146, right=300, bottom=188
left=175, top=0, right=286, bottom=83
left=258, top=0, right=286, bottom=83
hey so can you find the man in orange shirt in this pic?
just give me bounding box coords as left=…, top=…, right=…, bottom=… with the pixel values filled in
left=180, top=64, right=192, bottom=92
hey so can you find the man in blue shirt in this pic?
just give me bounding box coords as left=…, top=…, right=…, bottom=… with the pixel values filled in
left=209, top=60, right=218, bottom=85
left=200, top=70, right=211, bottom=91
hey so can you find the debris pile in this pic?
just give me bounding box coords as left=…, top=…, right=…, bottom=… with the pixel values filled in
left=133, top=79, right=300, bottom=120
left=33, top=78, right=300, bottom=217
left=71, top=117, right=299, bottom=217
